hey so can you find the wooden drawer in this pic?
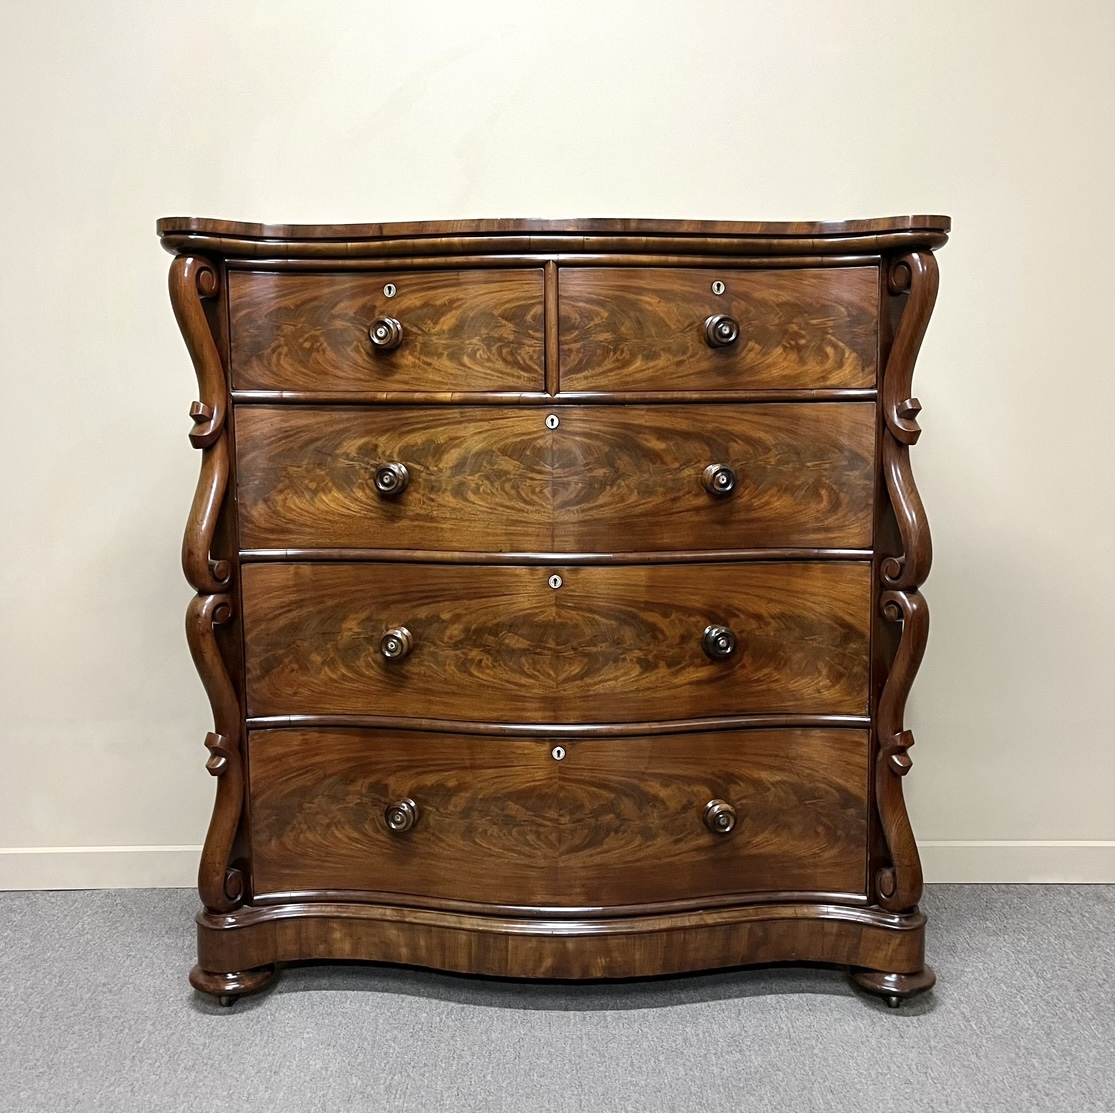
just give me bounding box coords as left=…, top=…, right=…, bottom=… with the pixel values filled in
left=558, top=267, right=878, bottom=392
left=229, top=269, right=545, bottom=393
left=248, top=727, right=870, bottom=907
left=550, top=403, right=875, bottom=550
left=241, top=561, right=871, bottom=722
left=235, top=403, right=875, bottom=551
left=236, top=406, right=552, bottom=551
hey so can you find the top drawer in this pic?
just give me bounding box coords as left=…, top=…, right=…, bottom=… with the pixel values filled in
left=229, top=269, right=545, bottom=393
left=558, top=267, right=878, bottom=393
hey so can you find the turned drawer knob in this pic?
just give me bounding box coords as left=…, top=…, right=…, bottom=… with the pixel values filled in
left=380, top=626, right=413, bottom=660
left=368, top=316, right=403, bottom=350
left=702, top=463, right=737, bottom=495
left=702, top=624, right=736, bottom=659
left=704, top=799, right=737, bottom=835
left=374, top=462, right=409, bottom=496
left=385, top=797, right=418, bottom=832
left=704, top=313, right=739, bottom=348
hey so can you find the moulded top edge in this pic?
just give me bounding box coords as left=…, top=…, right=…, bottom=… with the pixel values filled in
left=156, top=214, right=951, bottom=242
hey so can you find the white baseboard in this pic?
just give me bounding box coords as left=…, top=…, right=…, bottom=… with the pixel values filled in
left=1, top=842, right=1113, bottom=890
left=920, top=841, right=1115, bottom=883
left=0, top=846, right=200, bottom=889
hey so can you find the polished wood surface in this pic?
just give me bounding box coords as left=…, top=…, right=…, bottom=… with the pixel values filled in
left=229, top=269, right=544, bottom=392
left=160, top=214, right=952, bottom=239
left=195, top=901, right=928, bottom=983
left=550, top=403, right=875, bottom=550
left=158, top=215, right=951, bottom=264
left=236, top=406, right=551, bottom=551
left=241, top=561, right=871, bottom=721
left=248, top=727, right=868, bottom=906
left=161, top=214, right=947, bottom=1004
left=235, top=403, right=875, bottom=551
left=558, top=267, right=878, bottom=391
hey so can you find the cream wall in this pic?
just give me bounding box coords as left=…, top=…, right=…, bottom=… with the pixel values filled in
left=1, top=0, right=1112, bottom=887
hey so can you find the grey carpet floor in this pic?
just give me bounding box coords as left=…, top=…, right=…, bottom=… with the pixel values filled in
left=0, top=886, right=1112, bottom=1112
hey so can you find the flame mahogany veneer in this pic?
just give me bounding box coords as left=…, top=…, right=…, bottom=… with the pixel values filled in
left=160, top=215, right=948, bottom=1007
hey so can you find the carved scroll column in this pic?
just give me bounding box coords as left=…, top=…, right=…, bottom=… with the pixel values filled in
left=169, top=256, right=244, bottom=913
left=875, top=251, right=939, bottom=913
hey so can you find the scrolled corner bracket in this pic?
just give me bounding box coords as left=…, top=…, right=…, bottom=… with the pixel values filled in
left=874, top=589, right=929, bottom=912
left=172, top=254, right=232, bottom=595
left=186, top=593, right=245, bottom=914
left=168, top=255, right=225, bottom=449
left=880, top=250, right=938, bottom=593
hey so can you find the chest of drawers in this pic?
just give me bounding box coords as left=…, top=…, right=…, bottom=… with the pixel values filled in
left=159, top=215, right=948, bottom=1007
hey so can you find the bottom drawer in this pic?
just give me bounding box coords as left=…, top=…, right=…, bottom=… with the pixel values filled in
left=248, top=727, right=869, bottom=910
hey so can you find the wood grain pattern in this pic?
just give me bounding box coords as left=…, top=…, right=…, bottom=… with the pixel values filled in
left=194, top=900, right=928, bottom=981
left=235, top=403, right=875, bottom=551
left=162, top=216, right=947, bottom=1003
left=241, top=562, right=871, bottom=721
left=248, top=727, right=869, bottom=906
left=158, top=215, right=951, bottom=264
left=229, top=269, right=544, bottom=392
left=161, top=214, right=952, bottom=239
left=550, top=403, right=875, bottom=550
left=558, top=267, right=878, bottom=392
left=235, top=406, right=552, bottom=551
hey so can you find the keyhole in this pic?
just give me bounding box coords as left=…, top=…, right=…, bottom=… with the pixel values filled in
left=552, top=746, right=566, bottom=761
left=383, top=283, right=397, bottom=298
left=545, top=414, right=559, bottom=430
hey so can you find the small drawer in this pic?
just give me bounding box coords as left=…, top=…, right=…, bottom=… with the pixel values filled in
left=248, top=727, right=870, bottom=907
left=234, top=402, right=875, bottom=552
left=229, top=268, right=545, bottom=393
left=241, top=561, right=871, bottom=722
left=558, top=266, right=878, bottom=392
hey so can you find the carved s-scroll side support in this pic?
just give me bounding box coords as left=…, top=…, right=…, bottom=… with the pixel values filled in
left=186, top=594, right=244, bottom=912
left=170, top=255, right=231, bottom=594
left=171, top=253, right=243, bottom=912
left=875, top=590, right=929, bottom=911
left=880, top=251, right=938, bottom=591
left=874, top=250, right=939, bottom=913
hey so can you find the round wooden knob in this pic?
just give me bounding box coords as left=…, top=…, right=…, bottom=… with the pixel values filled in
left=704, top=799, right=737, bottom=834
left=385, top=798, right=418, bottom=832
left=368, top=316, right=403, bottom=350
left=703, top=463, right=737, bottom=495
left=702, top=624, right=736, bottom=659
left=704, top=313, right=739, bottom=348
left=374, top=462, right=409, bottom=496
left=380, top=627, right=413, bottom=660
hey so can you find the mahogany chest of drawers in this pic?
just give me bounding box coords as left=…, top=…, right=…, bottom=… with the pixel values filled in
left=159, top=215, right=948, bottom=1007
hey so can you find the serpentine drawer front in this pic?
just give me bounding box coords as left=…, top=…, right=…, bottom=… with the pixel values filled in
left=235, top=403, right=876, bottom=552
left=161, top=214, right=948, bottom=1006
left=247, top=728, right=870, bottom=908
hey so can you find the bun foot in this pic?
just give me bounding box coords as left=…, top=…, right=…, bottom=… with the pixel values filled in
left=852, top=964, right=935, bottom=1006
left=190, top=963, right=276, bottom=1002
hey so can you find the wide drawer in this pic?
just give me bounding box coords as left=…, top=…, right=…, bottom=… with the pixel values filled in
left=235, top=403, right=876, bottom=551
left=558, top=266, right=878, bottom=392
left=241, top=562, right=871, bottom=722
left=248, top=727, right=870, bottom=907
left=229, top=269, right=545, bottom=393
